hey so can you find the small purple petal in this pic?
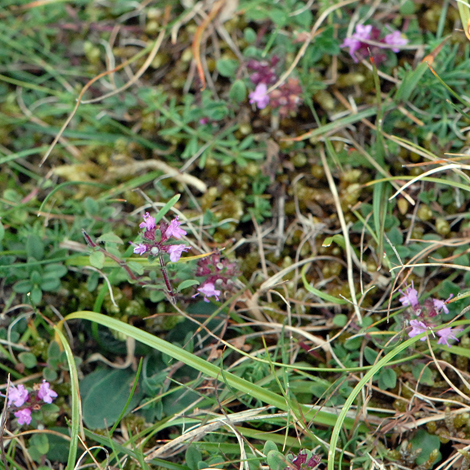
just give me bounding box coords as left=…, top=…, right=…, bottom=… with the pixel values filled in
left=139, top=212, right=156, bottom=231
left=167, top=244, right=190, bottom=262
left=37, top=380, right=58, bottom=404
left=194, top=282, right=221, bottom=302
left=408, top=319, right=427, bottom=341
left=433, top=294, right=453, bottom=314
left=249, top=83, right=270, bottom=109
left=132, top=243, right=147, bottom=255
left=437, top=327, right=461, bottom=348
left=383, top=31, right=408, bottom=52
left=7, top=384, right=29, bottom=407
left=14, top=408, right=32, bottom=425
left=165, top=217, right=187, bottom=239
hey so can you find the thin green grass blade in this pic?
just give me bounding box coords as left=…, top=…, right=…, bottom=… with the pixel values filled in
left=327, top=333, right=424, bottom=470
left=394, top=61, right=429, bottom=103
left=395, top=38, right=448, bottom=103
left=301, top=265, right=348, bottom=305
left=108, top=358, right=143, bottom=435
left=54, top=326, right=81, bottom=470
left=326, top=323, right=469, bottom=470
left=373, top=182, right=391, bottom=270
left=62, top=311, right=362, bottom=429
left=153, top=194, right=181, bottom=224
left=427, top=63, right=470, bottom=112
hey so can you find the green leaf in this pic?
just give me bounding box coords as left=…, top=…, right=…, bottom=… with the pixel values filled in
left=205, top=102, right=229, bottom=121
left=19, top=352, right=37, bottom=368
left=216, top=58, right=239, bottom=77
left=177, top=279, right=200, bottom=291
left=26, top=234, right=45, bottom=261
left=13, top=279, right=33, bottom=294
left=0, top=221, right=4, bottom=242
left=40, top=277, right=61, bottom=292
left=31, top=285, right=43, bottom=304
left=322, top=234, right=345, bottom=249
left=263, top=440, right=279, bottom=455
left=44, top=263, right=68, bottom=278
left=89, top=251, right=105, bottom=269
left=229, top=80, right=247, bottom=103
left=186, top=445, right=203, bottom=470
left=84, top=197, right=99, bottom=215
left=44, top=367, right=58, bottom=382
left=378, top=368, right=396, bottom=390
left=80, top=368, right=143, bottom=429
left=412, top=363, right=434, bottom=386
left=127, top=261, right=144, bottom=275
left=96, top=232, right=124, bottom=245
left=332, top=314, right=347, bottom=327
left=30, top=433, right=49, bottom=455
left=344, top=336, right=362, bottom=351
left=46, top=427, right=70, bottom=463
left=364, top=346, right=378, bottom=365
left=48, top=340, right=61, bottom=359
left=266, top=450, right=286, bottom=470
left=244, top=28, right=256, bottom=43
left=411, top=430, right=441, bottom=465
left=31, top=270, right=42, bottom=284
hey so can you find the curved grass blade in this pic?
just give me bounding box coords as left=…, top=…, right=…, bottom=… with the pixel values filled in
left=54, top=325, right=82, bottom=470
left=62, top=311, right=363, bottom=430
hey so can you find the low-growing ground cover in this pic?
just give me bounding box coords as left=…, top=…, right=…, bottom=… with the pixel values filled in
left=2, top=1, right=470, bottom=469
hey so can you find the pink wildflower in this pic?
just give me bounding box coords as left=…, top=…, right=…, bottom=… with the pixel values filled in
left=14, top=408, right=32, bottom=425
left=408, top=320, right=428, bottom=341
left=167, top=244, right=190, bottom=262
left=193, top=282, right=221, bottom=302
left=7, top=384, right=29, bottom=407
left=132, top=243, right=147, bottom=255
left=249, top=83, right=270, bottom=109
left=139, top=212, right=156, bottom=231
left=433, top=294, right=453, bottom=314
left=341, top=24, right=373, bottom=62
left=399, top=282, right=419, bottom=308
left=383, top=31, right=408, bottom=52
left=437, top=327, right=461, bottom=348
left=165, top=217, right=187, bottom=239
left=37, top=380, right=58, bottom=404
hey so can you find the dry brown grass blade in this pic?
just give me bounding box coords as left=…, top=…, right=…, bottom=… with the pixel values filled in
left=320, top=146, right=361, bottom=323
left=192, top=0, right=225, bottom=91
left=107, top=159, right=207, bottom=193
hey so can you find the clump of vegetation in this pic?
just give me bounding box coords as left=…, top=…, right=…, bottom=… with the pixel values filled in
left=3, top=1, right=470, bottom=470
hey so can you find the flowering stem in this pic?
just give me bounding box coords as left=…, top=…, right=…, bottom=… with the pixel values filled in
left=82, top=229, right=139, bottom=283
left=158, top=253, right=176, bottom=304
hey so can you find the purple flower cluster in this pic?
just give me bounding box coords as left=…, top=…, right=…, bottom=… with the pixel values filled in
left=341, top=24, right=408, bottom=63
left=289, top=450, right=321, bottom=470
left=247, top=56, right=279, bottom=85
left=131, top=213, right=190, bottom=262
left=399, top=282, right=460, bottom=347
left=246, top=56, right=303, bottom=115
left=4, top=380, right=58, bottom=425
left=193, top=251, right=239, bottom=302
